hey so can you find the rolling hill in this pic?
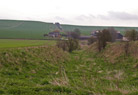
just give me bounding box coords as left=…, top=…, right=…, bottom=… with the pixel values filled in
left=0, top=19, right=138, bottom=39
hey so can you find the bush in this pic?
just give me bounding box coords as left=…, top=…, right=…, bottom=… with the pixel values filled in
left=57, top=38, right=79, bottom=52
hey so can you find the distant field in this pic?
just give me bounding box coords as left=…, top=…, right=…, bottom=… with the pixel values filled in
left=0, top=39, right=56, bottom=49
left=0, top=19, right=138, bottom=39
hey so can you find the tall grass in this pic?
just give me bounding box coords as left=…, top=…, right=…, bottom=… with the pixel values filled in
left=0, top=41, right=138, bottom=94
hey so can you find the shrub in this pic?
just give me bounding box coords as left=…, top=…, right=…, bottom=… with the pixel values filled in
left=57, top=38, right=79, bottom=52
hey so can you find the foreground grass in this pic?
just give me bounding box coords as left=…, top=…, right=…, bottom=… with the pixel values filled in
left=0, top=45, right=137, bottom=95
left=0, top=39, right=56, bottom=49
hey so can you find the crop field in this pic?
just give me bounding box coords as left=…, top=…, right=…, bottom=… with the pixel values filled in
left=0, top=20, right=138, bottom=39
left=0, top=39, right=56, bottom=49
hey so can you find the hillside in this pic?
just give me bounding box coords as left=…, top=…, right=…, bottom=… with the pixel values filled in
left=0, top=20, right=53, bottom=39
left=0, top=19, right=138, bottom=39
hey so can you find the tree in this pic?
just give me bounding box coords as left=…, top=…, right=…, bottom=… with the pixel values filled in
left=67, top=38, right=79, bottom=52
left=70, top=28, right=81, bottom=39
left=125, top=29, right=138, bottom=41
left=56, top=38, right=79, bottom=52
left=74, top=28, right=81, bottom=35
left=97, top=29, right=112, bottom=52
left=108, top=27, right=117, bottom=42
left=88, top=36, right=96, bottom=45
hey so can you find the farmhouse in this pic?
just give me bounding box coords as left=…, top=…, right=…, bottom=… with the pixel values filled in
left=43, top=29, right=61, bottom=38
left=48, top=31, right=61, bottom=38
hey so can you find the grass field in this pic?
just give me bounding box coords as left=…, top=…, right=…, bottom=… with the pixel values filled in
left=0, top=40, right=138, bottom=94
left=0, top=19, right=138, bottom=39
left=0, top=39, right=56, bottom=49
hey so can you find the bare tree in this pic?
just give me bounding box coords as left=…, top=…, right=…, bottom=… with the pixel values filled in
left=88, top=36, right=97, bottom=45
left=108, top=27, right=117, bottom=42
left=56, top=38, right=79, bottom=52
left=70, top=28, right=81, bottom=39
left=97, top=29, right=112, bottom=52
left=125, top=29, right=138, bottom=41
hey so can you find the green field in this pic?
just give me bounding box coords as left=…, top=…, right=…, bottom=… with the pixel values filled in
left=0, top=19, right=138, bottom=39
left=0, top=39, right=56, bottom=49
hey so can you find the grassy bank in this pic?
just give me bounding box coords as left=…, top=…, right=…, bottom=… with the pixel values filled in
left=0, top=41, right=138, bottom=94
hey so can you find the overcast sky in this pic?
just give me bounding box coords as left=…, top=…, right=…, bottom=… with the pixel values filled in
left=0, top=0, right=138, bottom=26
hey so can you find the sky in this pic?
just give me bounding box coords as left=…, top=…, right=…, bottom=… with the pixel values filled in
left=0, top=0, right=138, bottom=26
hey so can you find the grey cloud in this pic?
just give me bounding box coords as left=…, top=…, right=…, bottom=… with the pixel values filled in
left=54, top=16, right=65, bottom=21
left=97, top=11, right=138, bottom=21
left=73, top=12, right=138, bottom=26
left=97, top=15, right=110, bottom=20
left=75, top=11, right=138, bottom=21
left=75, top=15, right=88, bottom=21
left=75, top=15, right=95, bottom=21
left=108, top=11, right=138, bottom=20
left=54, top=16, right=73, bottom=24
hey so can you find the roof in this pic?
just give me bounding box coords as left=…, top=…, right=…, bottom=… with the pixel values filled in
left=79, top=36, right=91, bottom=40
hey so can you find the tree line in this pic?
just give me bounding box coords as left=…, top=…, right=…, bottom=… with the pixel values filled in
left=57, top=28, right=138, bottom=53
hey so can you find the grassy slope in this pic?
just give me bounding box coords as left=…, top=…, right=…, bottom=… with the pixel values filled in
left=0, top=42, right=138, bottom=95
left=0, top=19, right=138, bottom=39
left=0, top=20, right=54, bottom=39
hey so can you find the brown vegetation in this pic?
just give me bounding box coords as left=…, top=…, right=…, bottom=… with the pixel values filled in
left=87, top=36, right=97, bottom=45
left=97, top=29, right=112, bottom=52
left=56, top=38, right=80, bottom=52
left=70, top=28, right=81, bottom=39
left=88, top=41, right=138, bottom=63
left=125, top=29, right=138, bottom=41
left=0, top=46, right=69, bottom=66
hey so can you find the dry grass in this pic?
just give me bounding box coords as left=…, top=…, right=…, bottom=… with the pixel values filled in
left=88, top=41, right=138, bottom=63
left=0, top=46, right=69, bottom=67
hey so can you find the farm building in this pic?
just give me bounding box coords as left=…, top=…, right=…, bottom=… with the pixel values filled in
left=48, top=31, right=61, bottom=38
left=91, top=30, right=100, bottom=37
left=91, top=30, right=123, bottom=40
left=79, top=36, right=91, bottom=40
left=116, top=31, right=123, bottom=39
left=43, top=29, right=61, bottom=38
